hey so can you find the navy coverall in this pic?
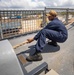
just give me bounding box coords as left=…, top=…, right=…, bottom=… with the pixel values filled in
left=34, top=18, right=68, bottom=52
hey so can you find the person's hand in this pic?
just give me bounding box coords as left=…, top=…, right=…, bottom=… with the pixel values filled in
left=27, top=38, right=34, bottom=43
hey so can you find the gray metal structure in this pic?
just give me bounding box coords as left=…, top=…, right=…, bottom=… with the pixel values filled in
left=0, top=40, right=24, bottom=75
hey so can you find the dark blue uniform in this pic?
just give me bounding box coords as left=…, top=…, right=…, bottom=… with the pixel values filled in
left=34, top=18, right=68, bottom=52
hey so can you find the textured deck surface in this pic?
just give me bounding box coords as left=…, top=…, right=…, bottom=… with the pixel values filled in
left=9, top=24, right=74, bottom=75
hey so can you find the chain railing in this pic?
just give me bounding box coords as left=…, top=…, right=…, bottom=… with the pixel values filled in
left=0, top=8, right=74, bottom=40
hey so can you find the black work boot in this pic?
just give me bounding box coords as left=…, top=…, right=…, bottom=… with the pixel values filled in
left=48, top=41, right=58, bottom=47
left=26, top=51, right=43, bottom=62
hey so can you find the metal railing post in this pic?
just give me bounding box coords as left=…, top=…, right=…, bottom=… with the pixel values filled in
left=65, top=8, right=69, bottom=24
left=0, top=11, right=3, bottom=39
left=42, top=7, right=47, bottom=27
left=0, top=24, right=3, bottom=39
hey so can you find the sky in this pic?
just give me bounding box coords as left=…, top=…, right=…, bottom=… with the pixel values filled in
left=0, top=0, right=74, bottom=9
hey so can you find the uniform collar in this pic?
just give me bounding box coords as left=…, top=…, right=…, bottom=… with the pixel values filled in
left=54, top=17, right=58, bottom=20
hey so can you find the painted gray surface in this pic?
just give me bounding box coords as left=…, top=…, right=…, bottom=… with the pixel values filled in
left=0, top=40, right=24, bottom=75
left=9, top=25, right=74, bottom=75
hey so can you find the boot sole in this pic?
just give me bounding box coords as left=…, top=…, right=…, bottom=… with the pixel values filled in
left=26, top=58, right=43, bottom=62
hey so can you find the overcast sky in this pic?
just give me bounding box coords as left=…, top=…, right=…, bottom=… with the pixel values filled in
left=0, top=0, right=74, bottom=9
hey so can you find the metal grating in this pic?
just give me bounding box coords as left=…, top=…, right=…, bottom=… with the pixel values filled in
left=0, top=8, right=74, bottom=40
left=0, top=10, right=45, bottom=39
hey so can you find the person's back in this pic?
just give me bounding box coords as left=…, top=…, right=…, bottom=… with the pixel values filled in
left=51, top=18, right=68, bottom=36
left=44, top=17, right=68, bottom=42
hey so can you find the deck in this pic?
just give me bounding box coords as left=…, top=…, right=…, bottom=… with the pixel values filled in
left=9, top=23, right=74, bottom=75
